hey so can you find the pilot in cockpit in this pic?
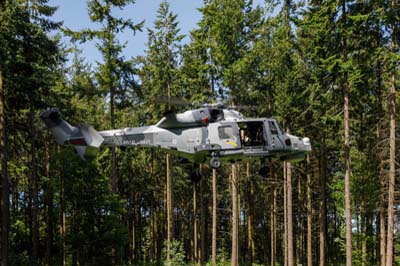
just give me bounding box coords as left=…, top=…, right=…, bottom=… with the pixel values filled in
left=240, top=128, right=250, bottom=146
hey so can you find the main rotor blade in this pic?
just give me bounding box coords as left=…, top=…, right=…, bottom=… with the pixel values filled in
left=154, top=95, right=190, bottom=106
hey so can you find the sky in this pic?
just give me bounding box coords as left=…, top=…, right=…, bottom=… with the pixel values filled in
left=49, top=0, right=201, bottom=65
left=49, top=0, right=264, bottom=66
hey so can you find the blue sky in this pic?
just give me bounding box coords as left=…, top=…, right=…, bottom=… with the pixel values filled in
left=49, top=0, right=264, bottom=65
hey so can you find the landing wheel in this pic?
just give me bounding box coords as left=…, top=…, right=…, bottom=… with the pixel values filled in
left=210, top=157, right=222, bottom=169
left=190, top=163, right=202, bottom=183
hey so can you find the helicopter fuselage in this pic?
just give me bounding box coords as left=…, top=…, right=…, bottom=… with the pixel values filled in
left=41, top=107, right=311, bottom=168
left=98, top=118, right=310, bottom=164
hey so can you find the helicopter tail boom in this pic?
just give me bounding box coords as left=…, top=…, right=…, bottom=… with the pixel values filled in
left=41, top=108, right=104, bottom=160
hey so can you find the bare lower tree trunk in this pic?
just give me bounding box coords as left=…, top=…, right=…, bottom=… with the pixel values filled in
left=284, top=162, right=288, bottom=266
left=319, top=148, right=327, bottom=266
left=307, top=154, right=313, bottom=266
left=231, top=164, right=238, bottom=266
left=271, top=179, right=277, bottom=266
left=380, top=205, right=386, bottom=266
left=297, top=168, right=302, bottom=266
left=133, top=206, right=137, bottom=262
left=59, top=147, right=67, bottom=266
left=1, top=72, right=10, bottom=266
left=377, top=123, right=387, bottom=266
left=344, top=79, right=352, bottom=266
left=361, top=199, right=367, bottom=266
left=44, top=142, right=53, bottom=266
left=200, top=173, right=206, bottom=265
left=212, top=169, right=217, bottom=266
left=270, top=161, right=276, bottom=266
left=166, top=153, right=173, bottom=260
left=287, top=162, right=294, bottom=266
left=193, top=182, right=198, bottom=263
left=30, top=105, right=39, bottom=262
left=247, top=163, right=255, bottom=266
left=386, top=17, right=396, bottom=264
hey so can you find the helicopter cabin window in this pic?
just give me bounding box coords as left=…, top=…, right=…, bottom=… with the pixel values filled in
left=218, top=126, right=233, bottom=139
left=239, top=122, right=266, bottom=147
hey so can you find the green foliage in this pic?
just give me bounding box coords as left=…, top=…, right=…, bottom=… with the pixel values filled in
left=163, top=240, right=187, bottom=266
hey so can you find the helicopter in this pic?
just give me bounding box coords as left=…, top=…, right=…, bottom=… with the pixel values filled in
left=41, top=103, right=311, bottom=179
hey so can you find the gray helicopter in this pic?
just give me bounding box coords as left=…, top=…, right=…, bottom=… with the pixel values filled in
left=41, top=103, right=311, bottom=177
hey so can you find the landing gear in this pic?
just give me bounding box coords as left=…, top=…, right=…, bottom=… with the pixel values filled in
left=210, top=157, right=221, bottom=169
left=190, top=163, right=202, bottom=183
left=210, top=152, right=222, bottom=169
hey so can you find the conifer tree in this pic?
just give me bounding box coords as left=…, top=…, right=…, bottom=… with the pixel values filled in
left=68, top=0, right=143, bottom=193
left=135, top=1, right=184, bottom=262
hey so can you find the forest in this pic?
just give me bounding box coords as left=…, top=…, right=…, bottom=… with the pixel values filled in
left=0, top=0, right=399, bottom=265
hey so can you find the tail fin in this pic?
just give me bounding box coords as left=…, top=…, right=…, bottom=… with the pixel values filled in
left=41, top=108, right=104, bottom=160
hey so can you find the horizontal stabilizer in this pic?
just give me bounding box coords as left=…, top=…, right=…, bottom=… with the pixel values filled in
left=74, top=145, right=100, bottom=161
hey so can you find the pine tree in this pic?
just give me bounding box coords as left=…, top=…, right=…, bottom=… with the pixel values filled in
left=68, top=0, right=143, bottom=194
left=135, top=1, right=184, bottom=262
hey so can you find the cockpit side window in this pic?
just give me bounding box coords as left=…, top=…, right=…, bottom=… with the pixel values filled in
left=218, top=126, right=233, bottom=139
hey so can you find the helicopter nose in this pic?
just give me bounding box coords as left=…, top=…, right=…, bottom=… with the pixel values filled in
left=303, top=137, right=312, bottom=151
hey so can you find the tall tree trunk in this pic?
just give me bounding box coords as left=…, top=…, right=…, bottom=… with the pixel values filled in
left=284, top=162, right=288, bottom=266
left=306, top=154, right=313, bottom=266
left=377, top=121, right=387, bottom=266
left=132, top=204, right=136, bottom=262
left=297, top=168, right=302, bottom=266
left=109, top=18, right=117, bottom=195
left=30, top=105, right=39, bottom=261
left=166, top=153, right=173, bottom=260
left=0, top=72, right=10, bottom=266
left=211, top=169, right=217, bottom=266
left=200, top=172, right=206, bottom=265
left=271, top=184, right=277, bottom=266
left=319, top=147, right=327, bottom=266
left=231, top=164, right=238, bottom=266
left=344, top=78, right=352, bottom=266
left=361, top=198, right=367, bottom=266
left=59, top=148, right=66, bottom=266
left=44, top=142, right=53, bottom=266
left=386, top=10, right=396, bottom=264
left=380, top=202, right=386, bottom=266
left=193, top=182, right=198, bottom=264
left=342, top=0, right=352, bottom=264
left=247, top=163, right=255, bottom=266
left=271, top=162, right=277, bottom=266
left=111, top=102, right=117, bottom=192
left=287, top=162, right=294, bottom=266
left=109, top=82, right=117, bottom=266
